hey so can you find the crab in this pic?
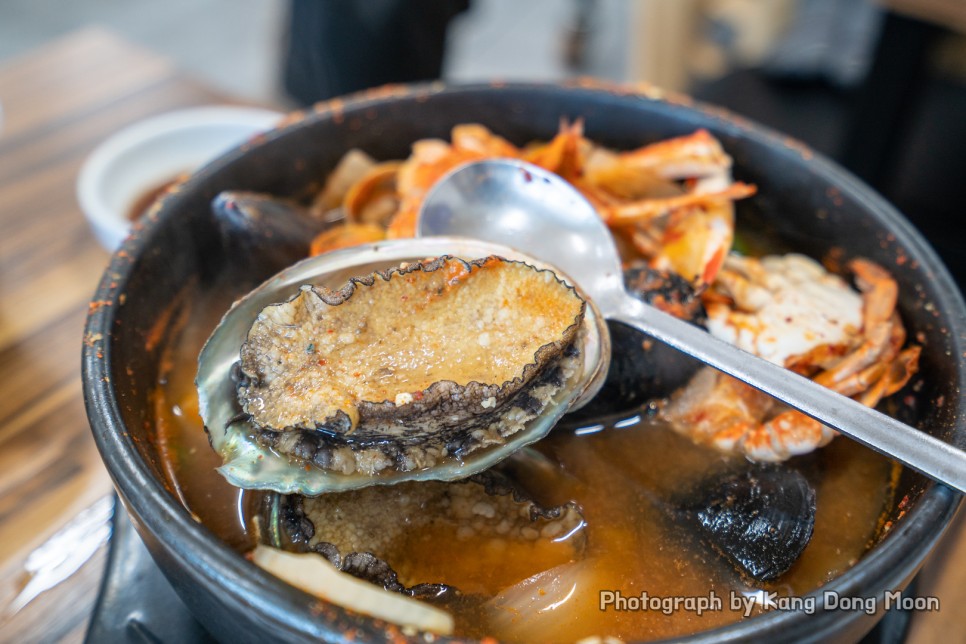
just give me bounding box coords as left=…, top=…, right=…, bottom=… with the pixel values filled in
left=661, top=254, right=920, bottom=462
left=307, top=123, right=755, bottom=288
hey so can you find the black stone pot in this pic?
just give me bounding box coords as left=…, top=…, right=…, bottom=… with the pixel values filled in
left=82, top=83, right=965, bottom=643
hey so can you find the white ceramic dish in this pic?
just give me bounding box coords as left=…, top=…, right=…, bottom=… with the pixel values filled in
left=77, top=105, right=283, bottom=250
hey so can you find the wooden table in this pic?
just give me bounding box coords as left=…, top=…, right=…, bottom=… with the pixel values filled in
left=0, top=27, right=241, bottom=642
left=0, top=26, right=962, bottom=644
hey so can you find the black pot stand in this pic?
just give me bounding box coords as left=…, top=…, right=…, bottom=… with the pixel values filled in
left=85, top=499, right=213, bottom=643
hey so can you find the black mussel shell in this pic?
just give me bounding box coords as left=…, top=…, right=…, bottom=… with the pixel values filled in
left=674, top=465, right=817, bottom=582
left=211, top=190, right=331, bottom=273
left=564, top=266, right=704, bottom=424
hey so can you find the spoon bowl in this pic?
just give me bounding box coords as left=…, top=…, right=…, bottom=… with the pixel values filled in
left=418, top=158, right=966, bottom=493
left=419, top=161, right=625, bottom=311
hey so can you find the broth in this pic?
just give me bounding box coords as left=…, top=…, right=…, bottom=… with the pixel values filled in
left=152, top=282, right=898, bottom=642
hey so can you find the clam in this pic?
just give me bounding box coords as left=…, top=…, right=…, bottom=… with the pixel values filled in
left=197, top=238, right=609, bottom=495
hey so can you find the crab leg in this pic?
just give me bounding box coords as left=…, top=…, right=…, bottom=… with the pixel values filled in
left=600, top=182, right=756, bottom=226
left=814, top=260, right=899, bottom=388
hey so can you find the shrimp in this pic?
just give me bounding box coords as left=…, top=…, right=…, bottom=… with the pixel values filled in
left=387, top=138, right=492, bottom=238
left=386, top=120, right=591, bottom=237
left=309, top=223, right=385, bottom=256
left=662, top=255, right=920, bottom=461
left=331, top=124, right=754, bottom=287
left=342, top=161, right=403, bottom=227
left=586, top=130, right=753, bottom=284
left=586, top=129, right=730, bottom=185
left=524, top=118, right=587, bottom=181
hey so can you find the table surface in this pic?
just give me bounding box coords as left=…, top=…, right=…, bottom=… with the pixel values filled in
left=0, top=27, right=238, bottom=642
left=0, top=26, right=962, bottom=644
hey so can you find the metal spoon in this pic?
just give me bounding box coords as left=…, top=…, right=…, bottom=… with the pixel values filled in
left=417, top=158, right=966, bottom=494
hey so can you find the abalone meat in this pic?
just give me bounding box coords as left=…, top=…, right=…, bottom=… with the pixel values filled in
left=199, top=246, right=595, bottom=495
left=268, top=468, right=586, bottom=598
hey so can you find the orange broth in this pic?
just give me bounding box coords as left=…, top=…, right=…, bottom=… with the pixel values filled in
left=152, top=285, right=898, bottom=642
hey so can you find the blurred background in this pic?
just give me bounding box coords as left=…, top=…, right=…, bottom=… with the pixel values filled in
left=1, top=0, right=964, bottom=283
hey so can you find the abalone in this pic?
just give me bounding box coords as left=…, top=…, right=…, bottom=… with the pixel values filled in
left=236, top=255, right=585, bottom=479
left=267, top=467, right=586, bottom=598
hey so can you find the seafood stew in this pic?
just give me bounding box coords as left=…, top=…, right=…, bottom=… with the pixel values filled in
left=187, top=120, right=918, bottom=640
left=214, top=121, right=921, bottom=467
left=155, top=287, right=897, bottom=639
left=85, top=83, right=966, bottom=644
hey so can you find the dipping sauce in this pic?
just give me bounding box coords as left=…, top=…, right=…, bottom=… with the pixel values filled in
left=126, top=174, right=186, bottom=221
left=151, top=280, right=899, bottom=642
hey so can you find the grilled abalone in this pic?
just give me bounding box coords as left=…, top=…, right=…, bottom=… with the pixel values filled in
left=227, top=253, right=585, bottom=489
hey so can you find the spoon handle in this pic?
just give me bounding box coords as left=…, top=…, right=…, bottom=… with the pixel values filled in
left=611, top=293, right=966, bottom=494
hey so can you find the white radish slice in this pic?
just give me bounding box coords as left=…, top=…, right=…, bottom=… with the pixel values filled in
left=252, top=546, right=454, bottom=635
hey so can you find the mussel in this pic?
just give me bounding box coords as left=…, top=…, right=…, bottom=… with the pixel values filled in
left=565, top=264, right=705, bottom=424
left=672, top=464, right=817, bottom=582
left=211, top=190, right=333, bottom=273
